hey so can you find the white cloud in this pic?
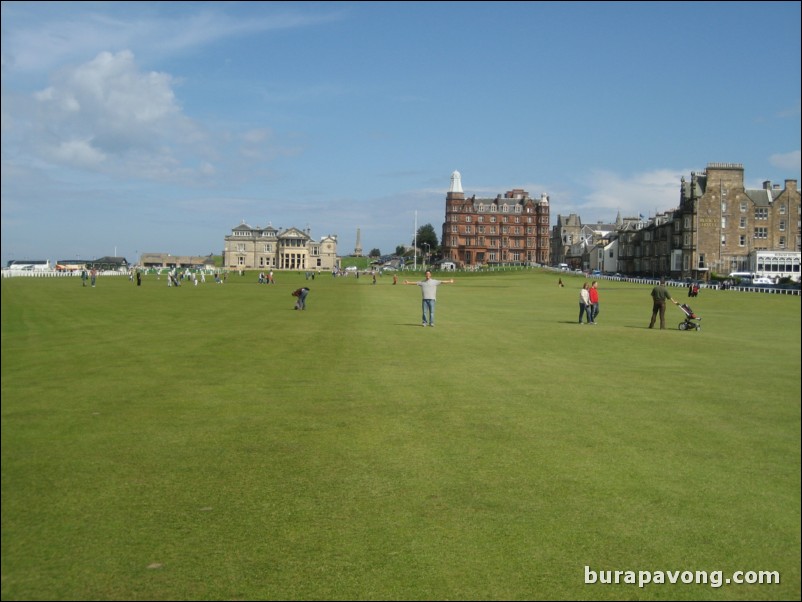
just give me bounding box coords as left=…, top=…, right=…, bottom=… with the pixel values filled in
left=776, top=100, right=801, bottom=119
left=48, top=139, right=107, bottom=168
left=769, top=150, right=801, bottom=172
left=21, top=50, right=211, bottom=180
left=4, top=46, right=308, bottom=192
left=2, top=6, right=343, bottom=74
left=556, top=168, right=692, bottom=221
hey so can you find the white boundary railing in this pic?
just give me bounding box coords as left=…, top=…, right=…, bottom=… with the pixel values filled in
left=1, top=269, right=127, bottom=278
left=3, top=266, right=800, bottom=295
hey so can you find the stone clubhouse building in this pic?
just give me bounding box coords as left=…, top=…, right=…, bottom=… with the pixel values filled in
left=222, top=222, right=339, bottom=271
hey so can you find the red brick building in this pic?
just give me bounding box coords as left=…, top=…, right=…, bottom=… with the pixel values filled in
left=441, top=171, right=550, bottom=267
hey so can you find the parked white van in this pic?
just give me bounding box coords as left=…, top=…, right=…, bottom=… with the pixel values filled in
left=439, top=262, right=456, bottom=271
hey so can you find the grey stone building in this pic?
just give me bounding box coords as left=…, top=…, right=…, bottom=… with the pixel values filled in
left=563, top=163, right=800, bottom=280
left=675, top=163, right=799, bottom=279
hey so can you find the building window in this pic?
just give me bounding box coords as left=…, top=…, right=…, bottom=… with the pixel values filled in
left=754, top=227, right=768, bottom=239
left=755, top=207, right=768, bottom=220
left=721, top=235, right=726, bottom=247
left=739, top=235, right=746, bottom=247
left=779, top=203, right=786, bottom=214
left=721, top=217, right=727, bottom=228
left=779, top=219, right=786, bottom=231
left=740, top=202, right=747, bottom=212
left=739, top=217, right=746, bottom=228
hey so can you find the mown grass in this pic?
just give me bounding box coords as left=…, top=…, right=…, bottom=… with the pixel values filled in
left=2, top=269, right=800, bottom=601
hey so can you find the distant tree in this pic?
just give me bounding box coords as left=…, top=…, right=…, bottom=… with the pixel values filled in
left=369, top=248, right=381, bottom=258
left=395, top=245, right=407, bottom=256
left=413, top=224, right=438, bottom=251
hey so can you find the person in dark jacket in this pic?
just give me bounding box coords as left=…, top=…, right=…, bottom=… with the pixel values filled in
left=649, top=278, right=678, bottom=329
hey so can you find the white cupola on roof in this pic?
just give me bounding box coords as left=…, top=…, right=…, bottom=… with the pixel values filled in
left=449, top=170, right=463, bottom=193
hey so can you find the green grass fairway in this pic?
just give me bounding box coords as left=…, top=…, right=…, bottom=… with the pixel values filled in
left=2, top=270, right=800, bottom=601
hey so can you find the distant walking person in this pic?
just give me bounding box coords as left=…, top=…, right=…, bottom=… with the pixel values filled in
left=90, top=268, right=97, bottom=287
left=81, top=269, right=88, bottom=287
left=579, top=283, right=592, bottom=324
left=404, top=271, right=455, bottom=327
left=588, top=281, right=599, bottom=324
left=649, top=277, right=678, bottom=329
left=136, top=271, right=142, bottom=286
left=292, top=287, right=310, bottom=310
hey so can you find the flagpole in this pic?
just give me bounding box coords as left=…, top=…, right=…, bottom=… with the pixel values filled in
left=414, top=211, right=418, bottom=271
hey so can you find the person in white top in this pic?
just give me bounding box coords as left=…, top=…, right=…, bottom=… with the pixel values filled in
left=579, top=283, right=591, bottom=324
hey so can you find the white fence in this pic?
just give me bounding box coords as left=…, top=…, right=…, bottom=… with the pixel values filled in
left=549, top=269, right=801, bottom=296
left=1, top=268, right=127, bottom=279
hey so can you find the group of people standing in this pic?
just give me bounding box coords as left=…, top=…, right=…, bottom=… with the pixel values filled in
left=576, top=276, right=681, bottom=330
left=578, top=281, right=600, bottom=324
left=80, top=268, right=97, bottom=287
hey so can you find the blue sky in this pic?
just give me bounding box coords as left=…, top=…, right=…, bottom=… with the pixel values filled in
left=2, top=1, right=800, bottom=264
